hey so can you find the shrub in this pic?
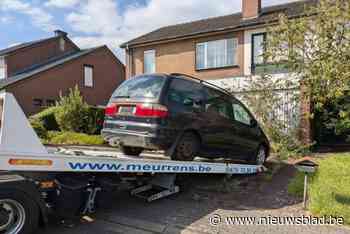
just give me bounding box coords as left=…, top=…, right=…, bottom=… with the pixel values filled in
left=29, top=118, right=47, bottom=139
left=227, top=74, right=311, bottom=160
left=30, top=106, right=60, bottom=131
left=55, top=86, right=90, bottom=133
left=30, top=86, right=105, bottom=138
left=84, top=107, right=105, bottom=135
left=47, top=131, right=105, bottom=145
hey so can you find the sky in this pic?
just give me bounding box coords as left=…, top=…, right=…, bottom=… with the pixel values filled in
left=0, top=0, right=298, bottom=63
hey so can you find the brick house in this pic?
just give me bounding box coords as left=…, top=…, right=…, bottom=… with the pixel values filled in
left=0, top=30, right=125, bottom=115
left=121, top=0, right=316, bottom=143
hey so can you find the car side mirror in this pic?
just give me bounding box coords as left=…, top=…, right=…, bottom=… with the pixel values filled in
left=250, top=119, right=258, bottom=127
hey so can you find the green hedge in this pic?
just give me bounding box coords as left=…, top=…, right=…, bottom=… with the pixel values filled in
left=30, top=106, right=104, bottom=136
left=30, top=106, right=60, bottom=131
left=29, top=118, right=48, bottom=139
left=45, top=131, right=105, bottom=145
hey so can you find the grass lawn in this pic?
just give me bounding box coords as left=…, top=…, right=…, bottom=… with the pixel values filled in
left=43, top=131, right=105, bottom=146
left=288, top=153, right=350, bottom=224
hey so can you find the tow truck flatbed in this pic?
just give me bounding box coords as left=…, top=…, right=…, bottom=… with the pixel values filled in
left=0, top=92, right=264, bottom=234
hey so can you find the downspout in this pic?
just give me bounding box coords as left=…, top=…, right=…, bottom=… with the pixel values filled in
left=126, top=44, right=134, bottom=79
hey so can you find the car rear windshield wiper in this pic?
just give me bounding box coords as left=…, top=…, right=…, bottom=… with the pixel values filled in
left=113, top=95, right=130, bottom=99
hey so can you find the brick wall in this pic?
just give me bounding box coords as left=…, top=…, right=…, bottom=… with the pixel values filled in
left=6, top=46, right=125, bottom=116
left=128, top=31, right=244, bottom=80
left=242, top=0, right=261, bottom=19
left=299, top=82, right=312, bottom=145
left=6, top=37, right=78, bottom=76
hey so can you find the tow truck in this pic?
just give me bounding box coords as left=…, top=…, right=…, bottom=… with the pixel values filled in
left=0, top=92, right=264, bottom=234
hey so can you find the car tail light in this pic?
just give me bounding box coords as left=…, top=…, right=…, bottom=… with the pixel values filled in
left=105, top=104, right=117, bottom=116
left=134, top=103, right=168, bottom=118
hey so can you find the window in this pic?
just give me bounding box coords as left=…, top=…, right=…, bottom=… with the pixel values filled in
left=84, top=65, right=93, bottom=87
left=204, top=88, right=234, bottom=120
left=196, top=38, right=238, bottom=70
left=233, top=102, right=252, bottom=125
left=252, top=33, right=266, bottom=67
left=112, top=75, right=165, bottom=99
left=167, top=78, right=204, bottom=110
left=0, top=57, right=5, bottom=79
left=251, top=32, right=288, bottom=74
left=59, top=38, right=65, bottom=51
left=33, top=99, right=43, bottom=107
left=46, top=99, right=56, bottom=107
left=144, top=50, right=156, bottom=74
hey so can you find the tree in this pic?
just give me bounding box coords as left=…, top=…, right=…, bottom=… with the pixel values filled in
left=265, top=0, right=350, bottom=140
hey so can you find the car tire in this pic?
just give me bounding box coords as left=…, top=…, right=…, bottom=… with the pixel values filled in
left=0, top=190, right=39, bottom=234
left=121, top=146, right=143, bottom=156
left=251, top=145, right=267, bottom=165
left=172, top=132, right=199, bottom=161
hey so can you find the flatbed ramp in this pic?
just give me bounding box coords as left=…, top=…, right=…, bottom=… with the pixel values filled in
left=0, top=92, right=264, bottom=234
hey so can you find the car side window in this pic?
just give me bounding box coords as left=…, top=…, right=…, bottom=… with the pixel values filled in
left=204, top=88, right=234, bottom=120
left=167, top=78, right=204, bottom=110
left=233, top=101, right=252, bottom=125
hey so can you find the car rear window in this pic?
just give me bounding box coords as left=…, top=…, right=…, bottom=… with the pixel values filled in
left=112, top=75, right=166, bottom=99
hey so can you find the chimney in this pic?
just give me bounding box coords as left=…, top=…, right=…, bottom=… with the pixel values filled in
left=242, top=0, right=261, bottom=19
left=54, top=30, right=68, bottom=37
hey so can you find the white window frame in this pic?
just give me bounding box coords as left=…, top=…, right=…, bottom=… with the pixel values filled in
left=196, top=38, right=238, bottom=70
left=0, top=57, right=5, bottom=80
left=143, top=50, right=156, bottom=74
left=251, top=33, right=266, bottom=67
left=84, top=65, right=94, bottom=87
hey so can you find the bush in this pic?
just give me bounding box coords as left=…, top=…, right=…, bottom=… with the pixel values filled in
left=30, top=86, right=105, bottom=140
left=228, top=74, right=311, bottom=160
left=30, top=106, right=60, bottom=131
left=46, top=131, right=105, bottom=145
left=55, top=86, right=90, bottom=133
left=85, top=107, right=105, bottom=135
left=29, top=118, right=47, bottom=139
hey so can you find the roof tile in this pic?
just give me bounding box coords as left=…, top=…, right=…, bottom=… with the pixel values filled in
left=122, top=0, right=317, bottom=48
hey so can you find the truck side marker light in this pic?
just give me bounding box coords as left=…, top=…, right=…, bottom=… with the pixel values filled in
left=9, top=159, right=53, bottom=166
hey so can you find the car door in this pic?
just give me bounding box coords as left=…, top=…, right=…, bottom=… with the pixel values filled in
left=165, top=78, right=206, bottom=138
left=231, top=99, right=261, bottom=159
left=200, top=88, right=240, bottom=157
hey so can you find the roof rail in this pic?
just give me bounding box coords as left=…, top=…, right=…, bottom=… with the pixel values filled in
left=169, top=73, right=232, bottom=96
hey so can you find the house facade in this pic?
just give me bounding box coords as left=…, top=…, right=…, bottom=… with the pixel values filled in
left=0, top=30, right=125, bottom=115
left=121, top=0, right=315, bottom=143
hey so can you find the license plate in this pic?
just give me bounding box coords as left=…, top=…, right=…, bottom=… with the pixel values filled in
left=118, top=106, right=135, bottom=115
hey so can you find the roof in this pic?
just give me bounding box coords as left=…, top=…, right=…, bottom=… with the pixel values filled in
left=0, top=46, right=104, bottom=89
left=0, top=36, right=60, bottom=56
left=121, top=0, right=317, bottom=48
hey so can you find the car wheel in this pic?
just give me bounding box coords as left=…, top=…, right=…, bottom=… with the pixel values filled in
left=121, top=146, right=143, bottom=156
left=173, top=132, right=199, bottom=161
left=252, top=145, right=267, bottom=165
left=0, top=190, right=39, bottom=234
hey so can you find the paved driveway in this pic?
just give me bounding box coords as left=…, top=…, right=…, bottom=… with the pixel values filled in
left=38, top=163, right=350, bottom=234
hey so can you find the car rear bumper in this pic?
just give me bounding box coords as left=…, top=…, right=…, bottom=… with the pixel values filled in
left=101, top=128, right=172, bottom=150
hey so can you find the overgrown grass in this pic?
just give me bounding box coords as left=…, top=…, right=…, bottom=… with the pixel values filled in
left=288, top=153, right=350, bottom=224
left=43, top=131, right=105, bottom=145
